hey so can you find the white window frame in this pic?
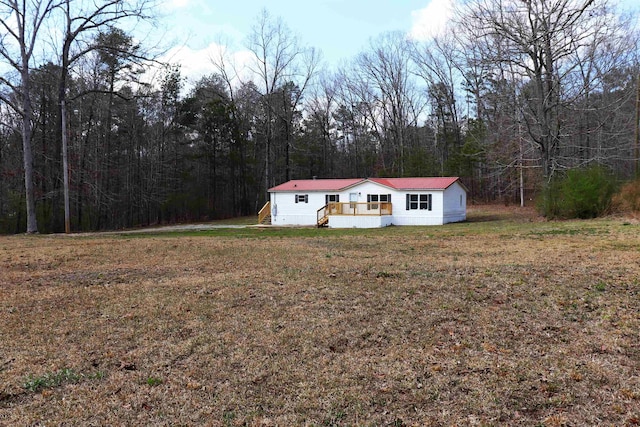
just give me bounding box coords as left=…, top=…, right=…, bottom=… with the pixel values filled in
left=295, top=194, right=308, bottom=203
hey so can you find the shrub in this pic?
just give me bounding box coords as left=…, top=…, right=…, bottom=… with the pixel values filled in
left=611, top=177, right=640, bottom=214
left=537, top=166, right=617, bottom=219
left=537, top=176, right=563, bottom=218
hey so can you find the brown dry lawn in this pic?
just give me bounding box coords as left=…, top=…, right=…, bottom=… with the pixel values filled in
left=0, top=206, right=639, bottom=426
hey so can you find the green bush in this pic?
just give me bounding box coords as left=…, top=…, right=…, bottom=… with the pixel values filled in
left=537, top=166, right=617, bottom=219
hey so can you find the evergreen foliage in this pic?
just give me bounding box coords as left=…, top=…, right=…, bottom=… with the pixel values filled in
left=538, top=166, right=617, bottom=219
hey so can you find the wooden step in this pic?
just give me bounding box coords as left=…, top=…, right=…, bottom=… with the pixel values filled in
left=260, top=214, right=271, bottom=225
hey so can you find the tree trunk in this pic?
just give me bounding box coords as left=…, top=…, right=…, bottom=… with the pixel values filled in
left=21, top=111, right=38, bottom=233
left=61, top=99, right=71, bottom=233
left=21, top=70, right=38, bottom=233
left=635, top=72, right=640, bottom=177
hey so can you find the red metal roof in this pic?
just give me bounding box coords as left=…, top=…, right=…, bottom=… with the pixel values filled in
left=269, top=178, right=363, bottom=192
left=269, top=177, right=461, bottom=192
left=369, top=177, right=460, bottom=190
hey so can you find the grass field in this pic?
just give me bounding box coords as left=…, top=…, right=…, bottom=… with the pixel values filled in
left=1, top=206, right=639, bottom=426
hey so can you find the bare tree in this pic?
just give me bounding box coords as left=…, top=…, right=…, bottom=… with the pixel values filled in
left=333, top=67, right=375, bottom=177
left=559, top=5, right=640, bottom=171
left=337, top=63, right=386, bottom=172
left=0, top=0, right=60, bottom=233
left=303, top=72, right=339, bottom=176
left=461, top=0, right=602, bottom=180
left=55, top=0, right=155, bottom=233
left=245, top=9, right=320, bottom=190
left=412, top=35, right=463, bottom=146
left=354, top=32, right=425, bottom=176
left=451, top=20, right=538, bottom=204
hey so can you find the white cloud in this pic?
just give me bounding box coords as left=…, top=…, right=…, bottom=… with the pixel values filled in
left=160, top=0, right=190, bottom=11
left=409, top=0, right=455, bottom=41
left=166, top=45, right=218, bottom=84
left=159, top=43, right=254, bottom=94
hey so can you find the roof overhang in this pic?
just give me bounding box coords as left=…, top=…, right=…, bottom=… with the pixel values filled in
left=268, top=177, right=466, bottom=193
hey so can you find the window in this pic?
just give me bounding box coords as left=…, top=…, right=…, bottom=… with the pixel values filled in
left=367, top=194, right=391, bottom=210
left=295, top=194, right=308, bottom=203
left=325, top=194, right=340, bottom=213
left=367, top=194, right=378, bottom=210
left=406, top=194, right=432, bottom=210
left=325, top=194, right=340, bottom=204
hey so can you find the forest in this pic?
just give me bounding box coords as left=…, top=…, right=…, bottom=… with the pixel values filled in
left=1, top=0, right=639, bottom=233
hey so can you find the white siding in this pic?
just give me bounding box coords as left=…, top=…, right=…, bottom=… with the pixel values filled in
left=442, top=182, right=467, bottom=223
left=270, top=191, right=326, bottom=226
left=268, top=179, right=467, bottom=227
left=390, top=190, right=444, bottom=226
left=329, top=215, right=393, bottom=228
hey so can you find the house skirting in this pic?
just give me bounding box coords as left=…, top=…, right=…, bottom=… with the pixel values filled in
left=328, top=215, right=393, bottom=228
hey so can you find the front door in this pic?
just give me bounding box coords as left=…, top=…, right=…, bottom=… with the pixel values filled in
left=349, top=192, right=358, bottom=214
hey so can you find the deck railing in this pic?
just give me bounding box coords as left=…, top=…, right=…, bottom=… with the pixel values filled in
left=317, top=205, right=329, bottom=226
left=318, top=202, right=392, bottom=225
left=332, top=202, right=392, bottom=216
left=258, top=201, right=271, bottom=224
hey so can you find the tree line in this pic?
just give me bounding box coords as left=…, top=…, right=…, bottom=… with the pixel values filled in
left=1, top=0, right=639, bottom=233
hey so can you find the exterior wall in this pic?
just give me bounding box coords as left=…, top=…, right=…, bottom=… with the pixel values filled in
left=269, top=180, right=467, bottom=227
left=389, top=190, right=444, bottom=226
left=328, top=215, right=393, bottom=228
left=442, top=182, right=467, bottom=224
left=269, top=182, right=387, bottom=226
left=270, top=191, right=327, bottom=226
left=329, top=182, right=446, bottom=227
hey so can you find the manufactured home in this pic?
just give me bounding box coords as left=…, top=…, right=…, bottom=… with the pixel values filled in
left=258, top=177, right=467, bottom=228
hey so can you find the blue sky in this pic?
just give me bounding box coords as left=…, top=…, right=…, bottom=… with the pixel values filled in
left=157, top=0, right=454, bottom=84
left=156, top=0, right=639, bottom=86
left=160, top=0, right=440, bottom=60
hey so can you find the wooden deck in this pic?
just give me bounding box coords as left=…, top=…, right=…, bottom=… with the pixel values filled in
left=317, top=202, right=392, bottom=227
